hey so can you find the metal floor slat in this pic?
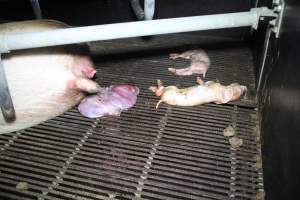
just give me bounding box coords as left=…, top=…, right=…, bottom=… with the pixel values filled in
left=0, top=37, right=262, bottom=199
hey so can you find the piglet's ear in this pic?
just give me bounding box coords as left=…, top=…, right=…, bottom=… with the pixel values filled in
left=222, top=88, right=234, bottom=103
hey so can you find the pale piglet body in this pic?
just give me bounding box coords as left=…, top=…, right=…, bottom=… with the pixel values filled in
left=149, top=79, right=247, bottom=108
left=0, top=20, right=99, bottom=134
left=168, top=49, right=210, bottom=77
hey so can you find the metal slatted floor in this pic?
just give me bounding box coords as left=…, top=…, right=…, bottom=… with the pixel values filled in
left=0, top=36, right=263, bottom=200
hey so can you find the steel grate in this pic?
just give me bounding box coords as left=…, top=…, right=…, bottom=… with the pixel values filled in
left=0, top=36, right=263, bottom=199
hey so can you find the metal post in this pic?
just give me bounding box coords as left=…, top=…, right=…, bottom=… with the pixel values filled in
left=144, top=0, right=155, bottom=20
left=0, top=56, right=16, bottom=122
left=30, top=0, right=43, bottom=19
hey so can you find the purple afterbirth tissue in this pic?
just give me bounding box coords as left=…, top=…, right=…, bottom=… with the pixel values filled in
left=78, top=85, right=139, bottom=118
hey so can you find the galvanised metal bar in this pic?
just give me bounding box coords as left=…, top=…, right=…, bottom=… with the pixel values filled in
left=0, top=7, right=274, bottom=53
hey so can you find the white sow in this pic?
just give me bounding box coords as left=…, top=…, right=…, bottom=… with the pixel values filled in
left=0, top=20, right=100, bottom=134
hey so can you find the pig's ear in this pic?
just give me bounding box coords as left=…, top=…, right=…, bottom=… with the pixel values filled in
left=222, top=88, right=234, bottom=103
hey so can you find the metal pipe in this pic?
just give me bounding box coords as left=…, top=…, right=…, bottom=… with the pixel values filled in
left=257, top=26, right=272, bottom=92
left=0, top=8, right=270, bottom=53
left=130, top=0, right=145, bottom=20
left=0, top=56, right=16, bottom=122
left=30, top=0, right=43, bottom=19
left=144, top=0, right=155, bottom=20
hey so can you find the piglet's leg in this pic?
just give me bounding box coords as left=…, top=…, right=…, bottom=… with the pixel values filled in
left=170, top=52, right=193, bottom=60
left=157, top=79, right=163, bottom=88
left=68, top=77, right=100, bottom=93
left=168, top=67, right=193, bottom=76
left=196, top=77, right=205, bottom=85
left=149, top=80, right=164, bottom=96
left=169, top=53, right=181, bottom=59
left=190, top=62, right=209, bottom=77
left=149, top=86, right=158, bottom=93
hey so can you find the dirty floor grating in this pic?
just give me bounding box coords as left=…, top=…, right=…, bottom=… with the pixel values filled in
left=0, top=40, right=263, bottom=200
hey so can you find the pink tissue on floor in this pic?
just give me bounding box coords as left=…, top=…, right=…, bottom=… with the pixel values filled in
left=78, top=84, right=139, bottom=118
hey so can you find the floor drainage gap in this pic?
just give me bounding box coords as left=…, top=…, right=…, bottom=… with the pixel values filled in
left=0, top=131, right=22, bottom=154
left=134, top=106, right=172, bottom=199
left=39, top=118, right=99, bottom=199
left=229, top=105, right=238, bottom=199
